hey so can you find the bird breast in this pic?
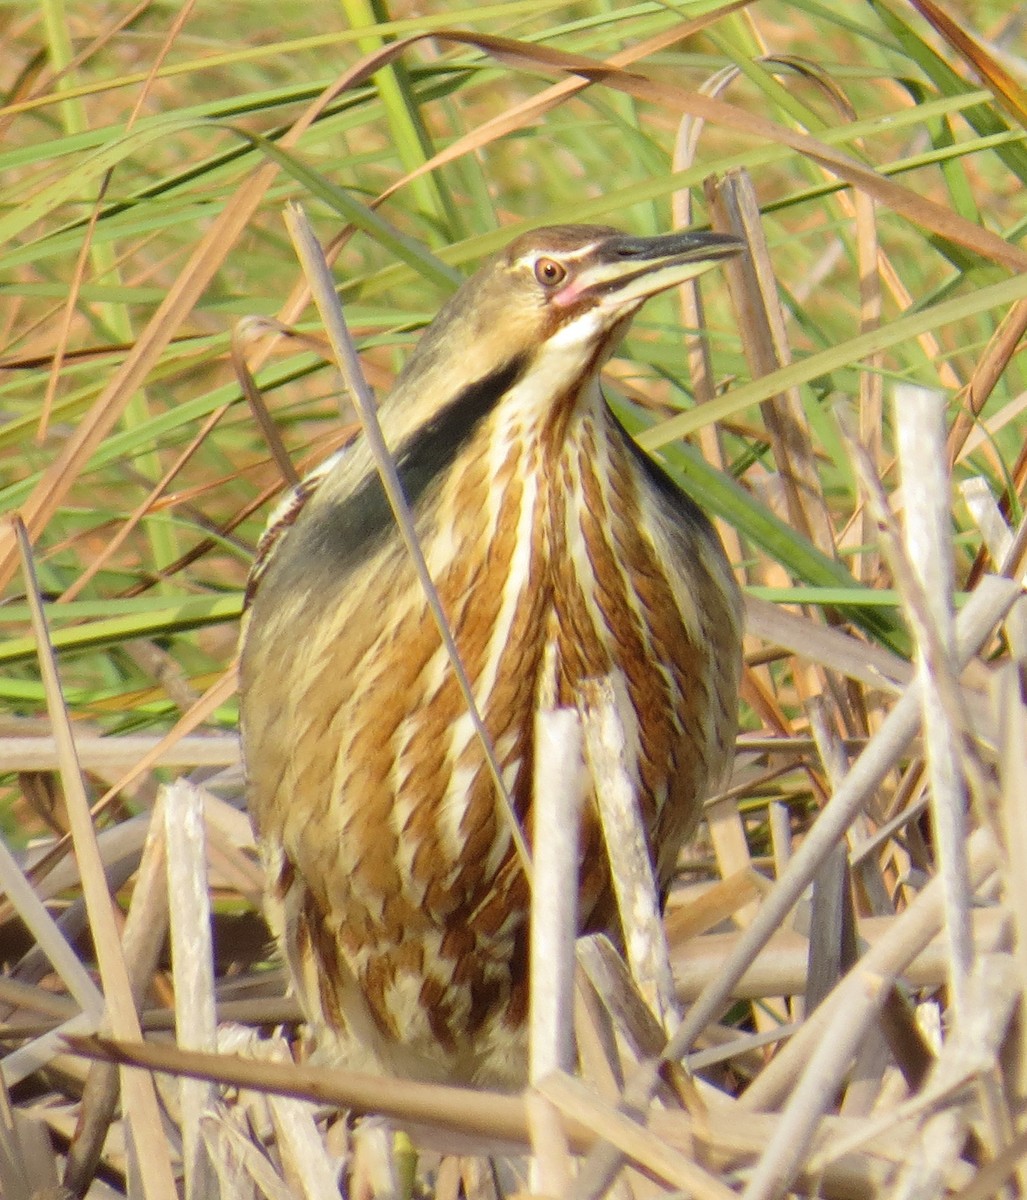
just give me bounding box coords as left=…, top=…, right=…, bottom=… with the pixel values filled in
left=239, top=380, right=740, bottom=1083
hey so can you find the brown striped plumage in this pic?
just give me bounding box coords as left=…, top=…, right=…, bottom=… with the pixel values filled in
left=239, top=225, right=743, bottom=1087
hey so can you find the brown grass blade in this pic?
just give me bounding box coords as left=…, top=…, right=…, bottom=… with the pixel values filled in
left=65, top=1034, right=548, bottom=1147
left=907, top=0, right=1027, bottom=127
left=12, top=517, right=176, bottom=1198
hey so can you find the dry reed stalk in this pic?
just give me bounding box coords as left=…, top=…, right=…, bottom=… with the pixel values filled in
left=894, top=385, right=975, bottom=1024
left=529, top=706, right=583, bottom=1196
left=0, top=1067, right=59, bottom=1199
left=164, top=779, right=218, bottom=1199
left=0, top=733, right=240, bottom=775
left=12, top=517, right=176, bottom=1200
left=574, top=577, right=1017, bottom=1200
left=671, top=905, right=1008, bottom=1003
left=740, top=824, right=1001, bottom=1116
left=709, top=168, right=834, bottom=557
left=64, top=786, right=171, bottom=1193
left=531, top=707, right=583, bottom=1082
left=581, top=678, right=679, bottom=1033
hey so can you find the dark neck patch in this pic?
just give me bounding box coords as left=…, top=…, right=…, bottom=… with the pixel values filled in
left=305, top=353, right=529, bottom=575
left=612, top=406, right=713, bottom=539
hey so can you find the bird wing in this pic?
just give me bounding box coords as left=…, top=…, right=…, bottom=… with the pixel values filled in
left=244, top=449, right=349, bottom=608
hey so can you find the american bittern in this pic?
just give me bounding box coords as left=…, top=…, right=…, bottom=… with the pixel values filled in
left=239, top=224, right=743, bottom=1087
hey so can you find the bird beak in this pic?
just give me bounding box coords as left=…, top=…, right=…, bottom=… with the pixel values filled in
left=553, top=230, right=743, bottom=311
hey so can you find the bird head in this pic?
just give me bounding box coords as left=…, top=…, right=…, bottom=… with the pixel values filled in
left=250, top=225, right=743, bottom=613
left=384, top=224, right=743, bottom=445
left=500, top=224, right=741, bottom=329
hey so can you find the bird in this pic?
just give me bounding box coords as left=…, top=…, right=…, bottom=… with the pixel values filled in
left=238, top=224, right=744, bottom=1089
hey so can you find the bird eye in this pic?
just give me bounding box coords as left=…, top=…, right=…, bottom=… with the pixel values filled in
left=534, top=257, right=567, bottom=287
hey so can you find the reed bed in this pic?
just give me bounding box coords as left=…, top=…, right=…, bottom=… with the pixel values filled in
left=1, top=2, right=1025, bottom=1196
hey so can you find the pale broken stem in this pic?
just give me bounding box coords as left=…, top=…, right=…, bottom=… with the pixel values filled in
left=894, top=383, right=975, bottom=1026
left=529, top=707, right=583, bottom=1197
left=579, top=677, right=679, bottom=1033
left=526, top=1093, right=573, bottom=1200
left=530, top=707, right=584, bottom=1082
left=282, top=201, right=533, bottom=885
left=208, top=1027, right=342, bottom=1200
left=200, top=1109, right=306, bottom=1199
left=576, top=935, right=670, bottom=1071
left=267, top=1081, right=346, bottom=1200
left=164, top=779, right=219, bottom=1200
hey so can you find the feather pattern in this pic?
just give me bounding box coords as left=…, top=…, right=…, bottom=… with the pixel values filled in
left=239, top=224, right=743, bottom=1086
